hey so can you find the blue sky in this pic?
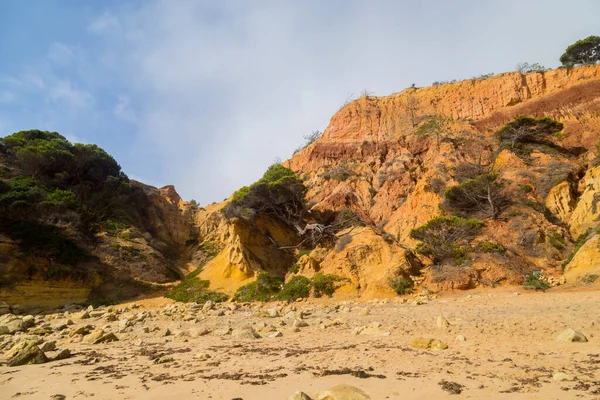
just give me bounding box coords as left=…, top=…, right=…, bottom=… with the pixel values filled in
left=1, top=0, right=599, bottom=204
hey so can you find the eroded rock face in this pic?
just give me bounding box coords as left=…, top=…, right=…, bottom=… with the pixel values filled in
left=198, top=214, right=299, bottom=294
left=564, top=233, right=600, bottom=281
left=569, top=166, right=600, bottom=238
left=191, top=65, right=600, bottom=297
left=546, top=181, right=576, bottom=224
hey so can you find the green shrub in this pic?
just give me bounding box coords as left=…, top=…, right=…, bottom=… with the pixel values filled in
left=166, top=269, right=228, bottom=303
left=388, top=276, right=413, bottom=295
left=409, top=216, right=484, bottom=264
left=296, top=249, right=312, bottom=259
left=523, top=271, right=550, bottom=291
left=496, top=116, right=563, bottom=150
left=443, top=173, right=505, bottom=219
left=547, top=230, right=566, bottom=251
left=312, top=273, right=341, bottom=298
left=289, top=263, right=300, bottom=274
left=232, top=272, right=283, bottom=302
left=44, top=189, right=77, bottom=208
left=276, top=276, right=311, bottom=301
left=476, top=240, right=505, bottom=253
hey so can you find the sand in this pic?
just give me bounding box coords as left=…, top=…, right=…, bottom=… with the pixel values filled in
left=1, top=287, right=600, bottom=399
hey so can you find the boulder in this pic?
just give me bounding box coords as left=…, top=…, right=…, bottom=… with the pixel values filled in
left=83, top=329, right=119, bottom=344
left=556, top=328, right=588, bottom=343
left=6, top=342, right=48, bottom=367
left=231, top=326, right=260, bottom=339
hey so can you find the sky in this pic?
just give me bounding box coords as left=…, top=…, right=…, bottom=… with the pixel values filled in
left=1, top=0, right=599, bottom=205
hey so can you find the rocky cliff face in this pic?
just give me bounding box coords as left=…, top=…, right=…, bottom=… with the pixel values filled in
left=4, top=66, right=600, bottom=308
left=194, top=65, right=600, bottom=297
left=0, top=183, right=197, bottom=310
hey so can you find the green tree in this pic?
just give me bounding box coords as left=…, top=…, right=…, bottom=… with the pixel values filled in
left=560, top=36, right=600, bottom=66
left=443, top=174, right=506, bottom=219
left=409, top=216, right=484, bottom=264
left=496, top=116, right=563, bottom=149
left=416, top=115, right=453, bottom=149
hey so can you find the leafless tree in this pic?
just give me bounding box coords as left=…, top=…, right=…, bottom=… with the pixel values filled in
left=404, top=94, right=420, bottom=128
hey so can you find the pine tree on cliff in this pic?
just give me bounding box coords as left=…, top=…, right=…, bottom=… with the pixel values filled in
left=560, top=36, right=600, bottom=66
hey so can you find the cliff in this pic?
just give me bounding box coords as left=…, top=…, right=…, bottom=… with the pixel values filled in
left=195, top=65, right=600, bottom=296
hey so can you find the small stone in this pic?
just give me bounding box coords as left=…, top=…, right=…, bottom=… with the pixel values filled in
left=315, top=384, right=370, bottom=400
left=553, top=372, right=574, bottom=381
left=410, top=337, right=448, bottom=350
left=202, top=300, right=214, bottom=312
left=293, top=320, right=308, bottom=328
left=455, top=335, right=466, bottom=342
left=268, top=331, right=283, bottom=338
left=213, top=327, right=232, bottom=336
left=289, top=392, right=312, bottom=400
left=189, top=327, right=211, bottom=337
left=196, top=353, right=211, bottom=361
left=556, top=328, right=588, bottom=343
left=436, top=315, right=450, bottom=328
left=155, top=356, right=174, bottom=364
left=163, top=328, right=172, bottom=337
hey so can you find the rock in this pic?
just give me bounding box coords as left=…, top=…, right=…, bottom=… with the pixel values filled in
left=293, top=320, right=308, bottom=328
left=553, top=372, right=575, bottom=381
left=50, top=395, right=66, bottom=400
left=0, top=326, right=9, bottom=335
left=556, top=328, right=588, bottom=343
left=83, top=329, right=119, bottom=344
left=268, top=331, right=283, bottom=338
left=410, top=338, right=448, bottom=350
left=455, top=335, right=466, bottom=342
left=289, top=392, right=312, bottom=400
left=315, top=384, right=370, bottom=400
left=6, top=343, right=48, bottom=367
left=155, top=356, right=174, bottom=364
left=69, top=326, right=91, bottom=337
left=163, top=328, right=172, bottom=337
left=202, top=300, right=214, bottom=312
left=231, top=326, right=260, bottom=340
left=75, top=311, right=90, bottom=320
left=213, top=327, right=232, bottom=336
left=196, top=353, right=211, bottom=361
left=189, top=327, right=211, bottom=337
left=40, top=341, right=56, bottom=352
left=49, top=348, right=71, bottom=361
left=436, top=315, right=450, bottom=328
left=266, top=308, right=280, bottom=318
left=21, top=315, right=35, bottom=328
left=357, top=326, right=391, bottom=337
left=210, top=309, right=225, bottom=317
left=5, top=319, right=24, bottom=334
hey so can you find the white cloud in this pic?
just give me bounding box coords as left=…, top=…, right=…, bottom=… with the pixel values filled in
left=49, top=80, right=94, bottom=109
left=88, top=12, right=120, bottom=34
left=114, top=94, right=137, bottom=123
left=17, top=0, right=600, bottom=205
